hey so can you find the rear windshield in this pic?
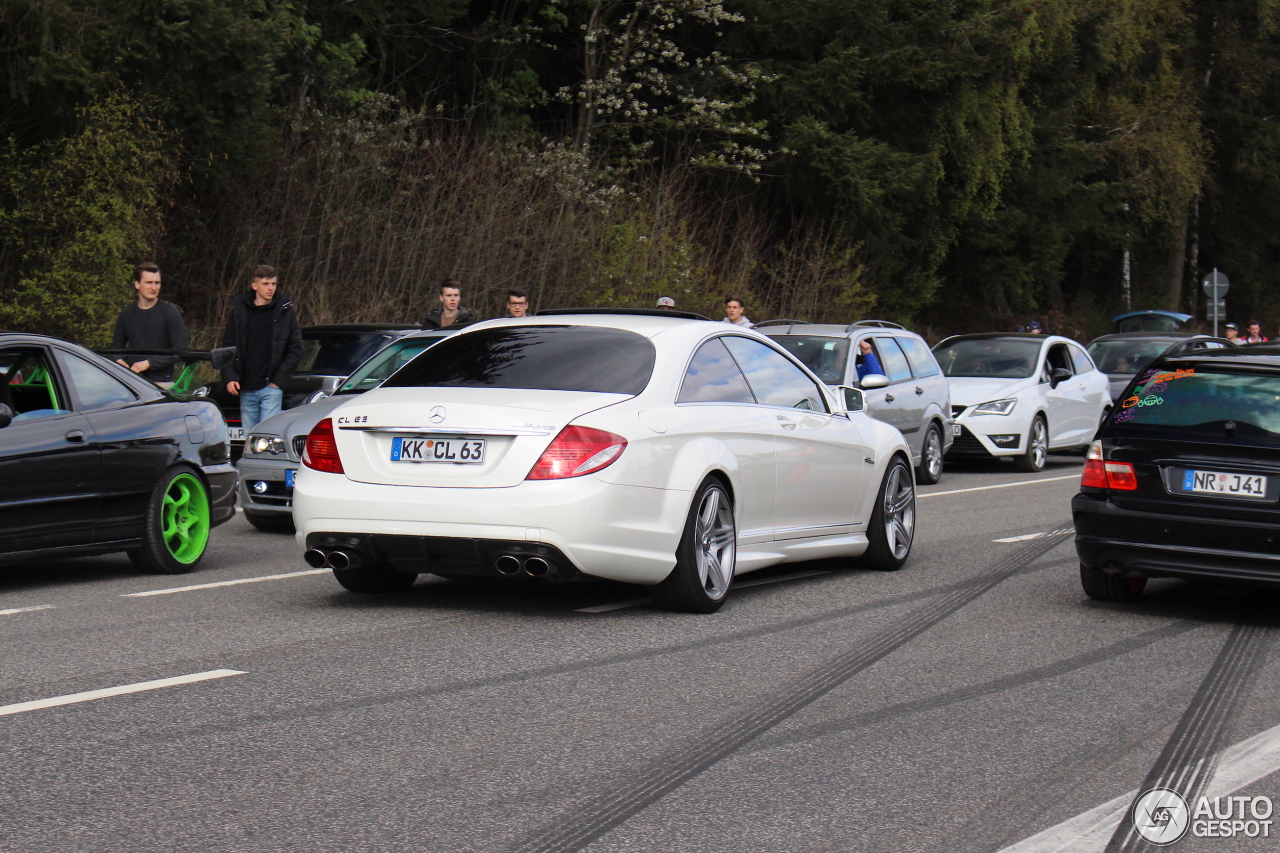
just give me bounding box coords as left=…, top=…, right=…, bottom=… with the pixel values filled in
left=382, top=325, right=655, bottom=394
left=298, top=333, right=396, bottom=375
left=769, top=336, right=850, bottom=384
left=1086, top=339, right=1177, bottom=375
left=1111, top=367, right=1280, bottom=438
left=933, top=338, right=1041, bottom=378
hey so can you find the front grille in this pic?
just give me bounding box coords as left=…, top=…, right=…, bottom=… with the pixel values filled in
left=951, top=405, right=967, bottom=418
left=948, top=426, right=992, bottom=456
left=292, top=435, right=307, bottom=458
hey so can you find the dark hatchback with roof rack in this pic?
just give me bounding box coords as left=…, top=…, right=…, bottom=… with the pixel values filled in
left=1074, top=345, right=1280, bottom=601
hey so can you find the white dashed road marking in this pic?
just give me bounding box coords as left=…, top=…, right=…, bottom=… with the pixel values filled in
left=993, top=532, right=1051, bottom=543
left=0, top=604, right=56, bottom=616
left=0, top=669, right=246, bottom=717
left=918, top=474, right=1078, bottom=499
left=123, top=569, right=328, bottom=598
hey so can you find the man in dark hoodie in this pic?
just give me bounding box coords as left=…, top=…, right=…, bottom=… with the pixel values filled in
left=220, top=265, right=303, bottom=432
left=421, top=278, right=476, bottom=329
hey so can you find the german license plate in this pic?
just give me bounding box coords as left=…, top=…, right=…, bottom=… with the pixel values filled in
left=228, top=426, right=244, bottom=443
left=285, top=469, right=295, bottom=488
left=1183, top=469, right=1268, bottom=499
left=391, top=436, right=486, bottom=464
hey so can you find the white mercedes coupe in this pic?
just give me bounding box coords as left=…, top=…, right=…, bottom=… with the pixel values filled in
left=293, top=311, right=916, bottom=612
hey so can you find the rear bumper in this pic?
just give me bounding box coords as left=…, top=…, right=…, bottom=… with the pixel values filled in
left=1073, top=492, right=1280, bottom=586
left=204, top=463, right=239, bottom=527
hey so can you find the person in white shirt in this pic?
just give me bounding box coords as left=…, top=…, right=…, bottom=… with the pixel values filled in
left=723, top=297, right=753, bottom=327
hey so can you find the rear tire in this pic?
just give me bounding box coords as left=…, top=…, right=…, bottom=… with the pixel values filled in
left=332, top=564, right=418, bottom=593
left=244, top=510, right=294, bottom=532
left=128, top=468, right=211, bottom=575
left=1014, top=416, right=1048, bottom=473
left=861, top=457, right=916, bottom=571
left=915, top=423, right=944, bottom=485
left=1080, top=564, right=1146, bottom=602
left=652, top=477, right=736, bottom=613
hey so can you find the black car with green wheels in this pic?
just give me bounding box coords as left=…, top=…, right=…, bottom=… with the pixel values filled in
left=1074, top=346, right=1280, bottom=602
left=0, top=333, right=236, bottom=574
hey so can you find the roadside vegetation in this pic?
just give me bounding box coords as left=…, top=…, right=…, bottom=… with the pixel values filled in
left=2, top=1, right=1278, bottom=343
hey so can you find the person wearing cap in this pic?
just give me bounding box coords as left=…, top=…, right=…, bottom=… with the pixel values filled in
left=1224, top=323, right=1240, bottom=344
left=1028, top=320, right=1043, bottom=334
left=656, top=296, right=676, bottom=310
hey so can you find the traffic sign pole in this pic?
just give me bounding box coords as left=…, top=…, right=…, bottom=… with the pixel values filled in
left=1203, top=269, right=1230, bottom=337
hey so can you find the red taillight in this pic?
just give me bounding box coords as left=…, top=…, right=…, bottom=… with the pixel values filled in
left=302, top=417, right=345, bottom=474
left=1081, top=441, right=1136, bottom=490
left=526, top=425, right=627, bottom=480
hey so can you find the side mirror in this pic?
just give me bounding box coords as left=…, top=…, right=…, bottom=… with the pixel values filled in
left=838, top=385, right=866, bottom=413
left=210, top=346, right=236, bottom=371
left=1050, top=367, right=1072, bottom=387
left=0, top=403, right=11, bottom=428
left=860, top=373, right=889, bottom=389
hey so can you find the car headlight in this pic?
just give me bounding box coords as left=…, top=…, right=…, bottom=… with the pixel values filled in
left=971, top=398, right=1018, bottom=416
left=306, top=389, right=327, bottom=404
left=247, top=434, right=287, bottom=455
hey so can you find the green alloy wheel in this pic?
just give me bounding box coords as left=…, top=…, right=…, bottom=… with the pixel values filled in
left=129, top=469, right=211, bottom=574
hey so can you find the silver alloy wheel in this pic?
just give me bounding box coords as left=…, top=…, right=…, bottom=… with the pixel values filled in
left=1029, top=418, right=1048, bottom=469
left=883, top=463, right=916, bottom=560
left=923, top=426, right=943, bottom=480
left=694, top=486, right=736, bottom=601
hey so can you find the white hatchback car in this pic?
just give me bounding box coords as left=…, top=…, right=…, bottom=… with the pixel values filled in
left=933, top=333, right=1111, bottom=472
left=293, top=312, right=916, bottom=612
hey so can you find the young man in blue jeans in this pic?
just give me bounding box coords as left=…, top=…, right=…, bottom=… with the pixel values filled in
left=220, top=265, right=303, bottom=432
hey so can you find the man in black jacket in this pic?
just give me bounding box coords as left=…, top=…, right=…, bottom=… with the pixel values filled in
left=112, top=262, right=189, bottom=387
left=220, top=265, right=303, bottom=432
left=421, top=278, right=476, bottom=329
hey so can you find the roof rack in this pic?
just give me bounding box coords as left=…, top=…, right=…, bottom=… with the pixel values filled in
left=535, top=307, right=711, bottom=321
left=846, top=320, right=906, bottom=331
left=752, top=319, right=812, bottom=329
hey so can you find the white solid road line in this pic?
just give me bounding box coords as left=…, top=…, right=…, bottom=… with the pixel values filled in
left=123, top=568, right=329, bottom=598
left=918, top=473, right=1079, bottom=499
left=575, top=569, right=832, bottom=613
left=0, top=669, right=246, bottom=717
left=0, top=604, right=56, bottom=616
left=998, top=720, right=1280, bottom=852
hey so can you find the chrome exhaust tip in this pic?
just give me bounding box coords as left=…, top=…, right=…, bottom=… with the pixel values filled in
left=495, top=555, right=522, bottom=575
left=524, top=557, right=551, bottom=578
left=304, top=549, right=329, bottom=569
left=327, top=550, right=351, bottom=570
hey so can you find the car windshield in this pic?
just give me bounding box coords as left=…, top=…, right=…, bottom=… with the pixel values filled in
left=336, top=336, right=447, bottom=394
left=297, top=333, right=396, bottom=376
left=768, top=336, right=850, bottom=384
left=933, top=338, right=1042, bottom=378
left=381, top=325, right=656, bottom=394
left=1110, top=368, right=1280, bottom=439
left=1087, top=339, right=1178, bottom=375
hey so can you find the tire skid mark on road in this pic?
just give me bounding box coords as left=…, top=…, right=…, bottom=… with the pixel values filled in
left=138, top=552, right=1072, bottom=746
left=745, top=620, right=1203, bottom=756
left=1104, top=612, right=1270, bottom=853
left=502, top=526, right=1074, bottom=853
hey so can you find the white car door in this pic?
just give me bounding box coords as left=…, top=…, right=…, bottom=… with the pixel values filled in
left=1043, top=342, right=1086, bottom=446
left=722, top=336, right=868, bottom=537
left=670, top=337, right=778, bottom=545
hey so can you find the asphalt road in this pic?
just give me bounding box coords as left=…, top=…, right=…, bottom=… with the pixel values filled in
left=2, top=454, right=1277, bottom=853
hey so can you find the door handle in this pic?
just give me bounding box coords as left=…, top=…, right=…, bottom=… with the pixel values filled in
left=65, top=430, right=86, bottom=444
left=915, top=386, right=924, bottom=395
left=884, top=394, right=895, bottom=403
left=777, top=417, right=797, bottom=430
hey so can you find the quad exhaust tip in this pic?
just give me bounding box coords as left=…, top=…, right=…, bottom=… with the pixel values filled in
left=495, top=555, right=522, bottom=575
left=328, top=551, right=351, bottom=570
left=304, top=549, right=356, bottom=570
left=304, top=549, right=327, bottom=569
left=524, top=557, right=551, bottom=578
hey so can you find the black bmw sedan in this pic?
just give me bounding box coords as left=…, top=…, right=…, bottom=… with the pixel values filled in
left=1074, top=346, right=1280, bottom=601
left=0, top=332, right=236, bottom=573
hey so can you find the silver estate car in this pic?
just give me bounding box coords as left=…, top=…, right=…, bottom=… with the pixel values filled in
left=762, top=320, right=953, bottom=484
left=236, top=329, right=458, bottom=530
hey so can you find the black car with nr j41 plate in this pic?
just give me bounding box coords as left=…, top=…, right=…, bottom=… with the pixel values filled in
left=1073, top=345, right=1280, bottom=601
left=0, top=334, right=237, bottom=574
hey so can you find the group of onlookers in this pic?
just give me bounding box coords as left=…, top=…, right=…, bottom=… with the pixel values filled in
left=1222, top=322, right=1272, bottom=344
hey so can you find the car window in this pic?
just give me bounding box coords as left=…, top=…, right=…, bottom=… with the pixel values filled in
left=1047, top=344, right=1074, bottom=374
left=1110, top=367, right=1280, bottom=439
left=382, top=326, right=656, bottom=395
left=1069, top=344, right=1095, bottom=374
left=298, top=333, right=396, bottom=375
left=1086, top=339, right=1175, bottom=374
left=678, top=338, right=756, bottom=403
left=60, top=353, right=138, bottom=410
left=337, top=336, right=448, bottom=394
left=875, top=337, right=913, bottom=383
left=933, top=338, right=1041, bottom=378
left=768, top=336, right=850, bottom=384
left=898, top=336, right=940, bottom=377
left=0, top=349, right=70, bottom=421
left=721, top=336, right=827, bottom=412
